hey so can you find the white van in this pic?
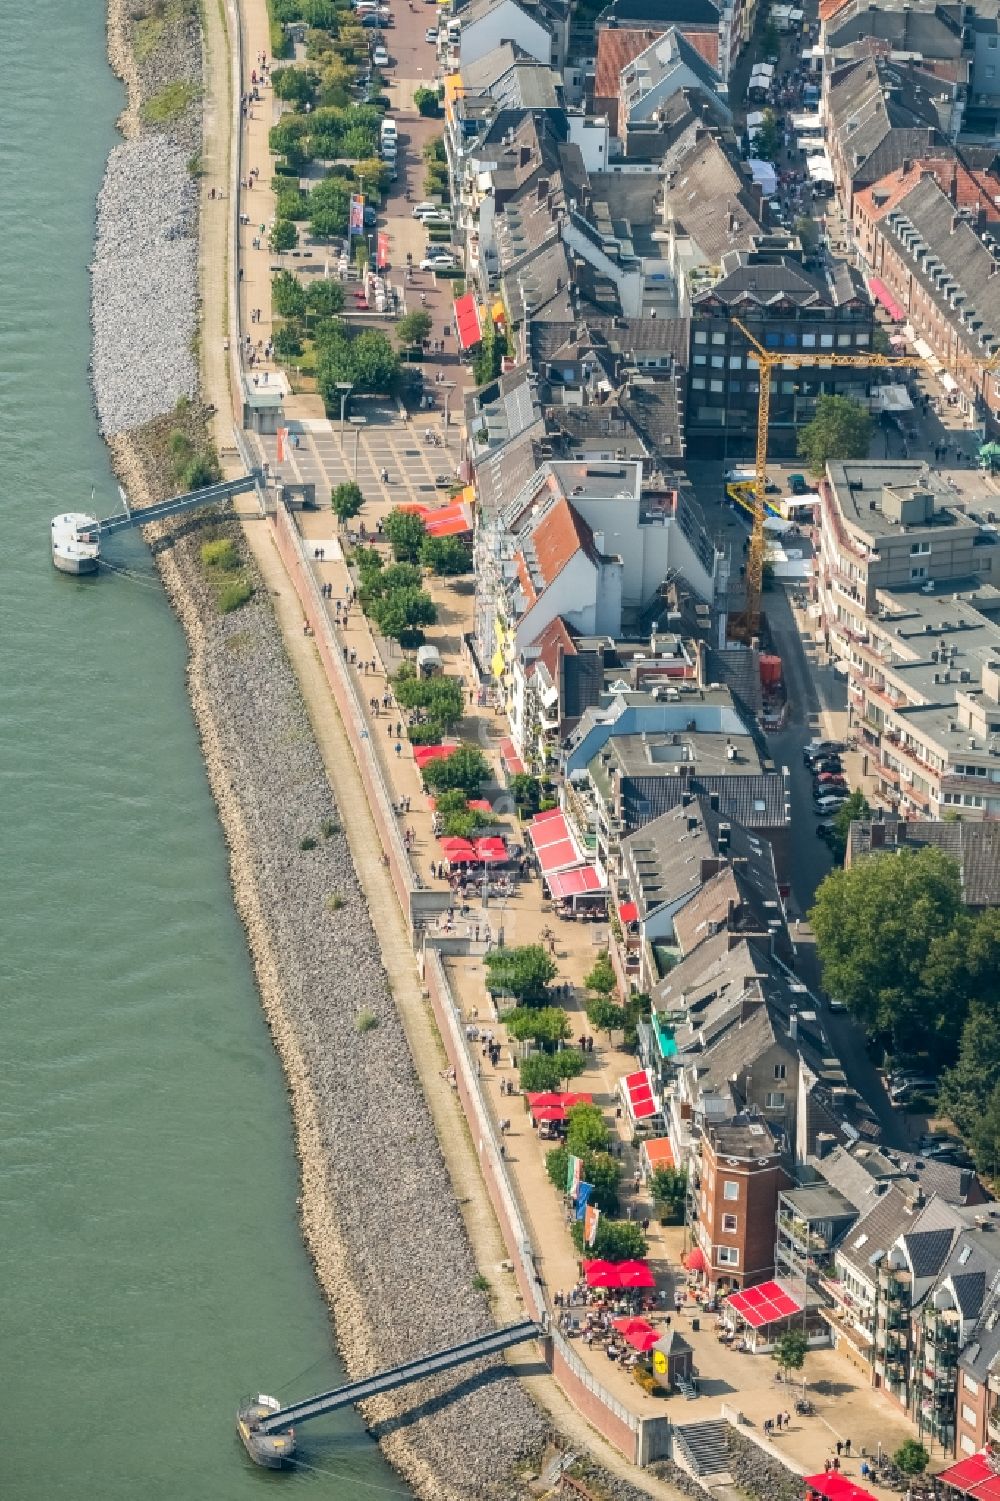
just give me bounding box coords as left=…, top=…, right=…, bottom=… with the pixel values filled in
left=725, top=467, right=757, bottom=485
left=380, top=116, right=397, bottom=140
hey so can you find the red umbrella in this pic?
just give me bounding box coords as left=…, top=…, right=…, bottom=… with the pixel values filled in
left=626, top=1325, right=663, bottom=1353
left=448, top=848, right=479, bottom=864
left=584, top=1260, right=623, bottom=1289
left=614, top=1260, right=655, bottom=1289
left=474, top=836, right=507, bottom=863
left=438, top=837, right=475, bottom=854
left=531, top=1105, right=567, bottom=1123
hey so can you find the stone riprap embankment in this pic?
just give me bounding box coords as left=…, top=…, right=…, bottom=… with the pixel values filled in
left=145, top=518, right=547, bottom=1500
left=91, top=137, right=198, bottom=436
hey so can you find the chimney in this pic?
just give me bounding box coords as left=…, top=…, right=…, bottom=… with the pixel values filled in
left=718, top=821, right=731, bottom=853
left=519, top=144, right=531, bottom=167
left=536, top=177, right=550, bottom=202
left=901, top=158, right=912, bottom=175
left=789, top=1008, right=798, bottom=1041
left=709, top=791, right=720, bottom=812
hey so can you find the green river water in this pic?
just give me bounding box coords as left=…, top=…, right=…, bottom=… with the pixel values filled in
left=0, top=5, right=408, bottom=1496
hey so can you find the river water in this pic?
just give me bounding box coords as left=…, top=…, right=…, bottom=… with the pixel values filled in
left=0, top=5, right=407, bottom=1496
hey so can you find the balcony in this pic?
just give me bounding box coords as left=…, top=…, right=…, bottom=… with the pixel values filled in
left=879, top=1265, right=911, bottom=1297
left=988, top=1406, right=1000, bottom=1444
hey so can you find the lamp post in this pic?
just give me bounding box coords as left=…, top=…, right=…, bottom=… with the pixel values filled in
left=440, top=380, right=456, bottom=446
left=336, top=381, right=353, bottom=438
left=349, top=415, right=366, bottom=480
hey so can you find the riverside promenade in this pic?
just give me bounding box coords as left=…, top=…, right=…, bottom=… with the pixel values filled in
left=192, top=0, right=922, bottom=1490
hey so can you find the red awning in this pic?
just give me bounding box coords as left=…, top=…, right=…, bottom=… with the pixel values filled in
left=584, top=1258, right=654, bottom=1289
left=936, top=1453, right=1000, bottom=1501
left=805, top=1476, right=883, bottom=1501
left=399, top=499, right=471, bottom=537
left=526, top=1091, right=592, bottom=1113
left=727, top=1280, right=802, bottom=1329
left=619, top=901, right=639, bottom=924
left=454, top=292, right=483, bottom=351
left=528, top=810, right=583, bottom=875
left=548, top=865, right=606, bottom=899
left=868, top=276, right=905, bottom=322
left=615, top=1259, right=656, bottom=1289
left=622, top=1069, right=657, bottom=1120
left=414, top=743, right=457, bottom=768
left=499, top=737, right=525, bottom=776
left=439, top=836, right=475, bottom=853
left=684, top=1247, right=706, bottom=1272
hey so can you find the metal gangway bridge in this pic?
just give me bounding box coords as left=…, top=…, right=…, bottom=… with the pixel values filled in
left=238, top=1319, right=543, bottom=1467
left=83, top=470, right=265, bottom=538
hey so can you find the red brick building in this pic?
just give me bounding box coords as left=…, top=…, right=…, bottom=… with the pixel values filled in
left=694, top=1118, right=790, bottom=1292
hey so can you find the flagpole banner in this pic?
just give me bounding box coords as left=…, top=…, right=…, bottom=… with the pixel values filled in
left=584, top=1203, right=600, bottom=1247
left=377, top=230, right=389, bottom=268
left=575, top=1182, right=593, bottom=1220
left=566, top=1154, right=582, bottom=1196
left=276, top=426, right=288, bottom=464
left=349, top=193, right=365, bottom=238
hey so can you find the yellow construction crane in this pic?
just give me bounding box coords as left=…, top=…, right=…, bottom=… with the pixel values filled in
left=727, top=318, right=1000, bottom=639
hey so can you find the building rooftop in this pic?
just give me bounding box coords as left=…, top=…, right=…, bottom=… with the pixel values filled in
left=705, top=1116, right=784, bottom=1160
left=781, top=1182, right=858, bottom=1223
left=826, top=460, right=974, bottom=539
left=848, top=816, right=1000, bottom=907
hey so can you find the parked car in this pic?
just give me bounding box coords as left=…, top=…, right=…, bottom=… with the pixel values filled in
left=816, top=822, right=836, bottom=841
left=804, top=738, right=845, bottom=761
left=361, top=12, right=382, bottom=24
left=419, top=210, right=451, bottom=227
left=814, top=770, right=847, bottom=784
left=420, top=253, right=456, bottom=270
left=888, top=1076, right=937, bottom=1102
left=363, top=206, right=377, bottom=228
left=372, top=44, right=389, bottom=66
left=411, top=201, right=438, bottom=217
left=814, top=795, right=849, bottom=815
left=425, top=25, right=438, bottom=40
left=810, top=758, right=843, bottom=776
left=434, top=473, right=457, bottom=487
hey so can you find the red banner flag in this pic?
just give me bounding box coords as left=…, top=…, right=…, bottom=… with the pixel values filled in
left=377, top=231, right=389, bottom=269
left=276, top=426, right=288, bottom=464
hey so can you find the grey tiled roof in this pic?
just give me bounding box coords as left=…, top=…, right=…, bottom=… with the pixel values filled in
left=901, top=1227, right=955, bottom=1278
left=847, top=818, right=1000, bottom=908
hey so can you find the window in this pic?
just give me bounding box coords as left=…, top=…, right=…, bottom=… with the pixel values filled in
left=964, top=1374, right=980, bottom=1395
left=774, top=1063, right=787, bottom=1080
left=910, top=566, right=928, bottom=580
left=694, top=353, right=707, bottom=365
left=723, top=1180, right=739, bottom=1201
left=910, top=541, right=930, bottom=555
left=722, top=1213, right=738, bottom=1233
left=729, top=380, right=742, bottom=393
left=711, top=355, right=725, bottom=369
left=710, top=379, right=724, bottom=393
left=856, top=331, right=870, bottom=346
left=712, top=332, right=726, bottom=345
left=694, top=330, right=708, bottom=344
left=802, top=332, right=817, bottom=348
left=988, top=64, right=996, bottom=77
left=962, top=1436, right=977, bottom=1456
left=765, top=330, right=781, bottom=348
left=729, top=355, right=743, bottom=370
left=781, top=380, right=796, bottom=394
left=765, top=1091, right=786, bottom=1110
left=821, top=333, right=834, bottom=348
left=783, top=332, right=798, bottom=348
left=962, top=1403, right=977, bottom=1427
left=692, top=377, right=706, bottom=390
left=717, top=1245, right=740, bottom=1267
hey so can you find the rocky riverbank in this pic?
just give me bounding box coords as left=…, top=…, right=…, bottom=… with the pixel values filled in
left=96, top=4, right=553, bottom=1497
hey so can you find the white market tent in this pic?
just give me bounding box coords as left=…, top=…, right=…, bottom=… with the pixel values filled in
left=748, top=158, right=779, bottom=196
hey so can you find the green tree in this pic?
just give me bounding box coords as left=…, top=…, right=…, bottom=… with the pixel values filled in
left=503, top=1005, right=572, bottom=1051
left=520, top=1052, right=566, bottom=1093
left=385, top=507, right=428, bottom=562
left=485, top=943, right=558, bottom=1005
left=331, top=481, right=364, bottom=523
left=773, top=1328, right=808, bottom=1379
left=893, top=1441, right=930, bottom=1477
left=810, top=846, right=963, bottom=1049
left=546, top=1143, right=619, bottom=1213
left=650, top=1166, right=688, bottom=1224
left=272, top=65, right=318, bottom=106
left=939, top=999, right=1000, bottom=1139
left=307, top=175, right=352, bottom=238
left=272, top=270, right=308, bottom=319
left=368, top=587, right=436, bottom=646
left=270, top=218, right=298, bottom=252
left=423, top=133, right=446, bottom=164
left=413, top=85, right=440, bottom=116
left=585, top=994, right=624, bottom=1040
left=973, top=1084, right=1000, bottom=1178
left=798, top=395, right=873, bottom=473
left=565, top=1104, right=610, bottom=1157
left=422, top=743, right=491, bottom=796
left=508, top=773, right=542, bottom=815
left=760, top=18, right=780, bottom=55
left=827, top=788, right=871, bottom=863
left=553, top=1048, right=587, bottom=1086
left=353, top=156, right=392, bottom=195
left=571, top=1217, right=647, bottom=1262
left=421, top=535, right=471, bottom=576
left=794, top=216, right=819, bottom=254
left=305, top=279, right=345, bottom=319
left=751, top=108, right=781, bottom=162
left=396, top=309, right=434, bottom=351
left=348, top=328, right=400, bottom=393
left=272, top=323, right=304, bottom=358
left=585, top=953, right=617, bottom=998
